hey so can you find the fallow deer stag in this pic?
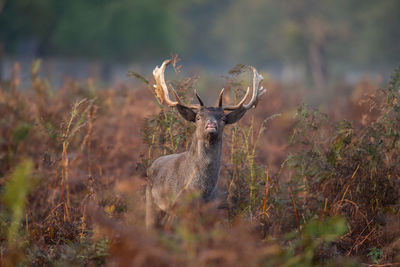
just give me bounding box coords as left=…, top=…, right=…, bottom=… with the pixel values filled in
left=146, top=59, right=265, bottom=228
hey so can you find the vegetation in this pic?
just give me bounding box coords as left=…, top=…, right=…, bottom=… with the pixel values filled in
left=0, top=60, right=399, bottom=266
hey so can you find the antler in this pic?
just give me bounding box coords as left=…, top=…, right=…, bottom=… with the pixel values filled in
left=153, top=59, right=203, bottom=109
left=220, top=66, right=266, bottom=111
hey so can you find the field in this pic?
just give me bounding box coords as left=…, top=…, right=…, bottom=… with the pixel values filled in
left=1, top=60, right=400, bottom=266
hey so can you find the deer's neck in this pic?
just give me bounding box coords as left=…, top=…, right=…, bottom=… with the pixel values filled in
left=186, top=132, right=222, bottom=200
left=188, top=132, right=222, bottom=162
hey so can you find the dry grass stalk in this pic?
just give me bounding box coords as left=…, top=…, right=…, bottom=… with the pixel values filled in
left=262, top=168, right=271, bottom=220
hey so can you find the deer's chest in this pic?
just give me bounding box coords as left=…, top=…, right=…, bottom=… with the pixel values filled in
left=186, top=158, right=220, bottom=200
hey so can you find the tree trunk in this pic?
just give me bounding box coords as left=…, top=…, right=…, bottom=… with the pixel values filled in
left=309, top=39, right=327, bottom=90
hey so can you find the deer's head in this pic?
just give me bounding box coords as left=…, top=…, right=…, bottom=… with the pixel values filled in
left=153, top=60, right=265, bottom=143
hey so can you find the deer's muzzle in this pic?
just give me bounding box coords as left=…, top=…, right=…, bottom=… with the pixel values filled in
left=205, top=121, right=218, bottom=133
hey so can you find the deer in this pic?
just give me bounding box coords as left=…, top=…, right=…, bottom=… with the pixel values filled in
left=146, top=59, right=265, bottom=228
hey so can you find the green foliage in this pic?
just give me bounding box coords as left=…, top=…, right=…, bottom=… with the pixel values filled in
left=227, top=119, right=269, bottom=215
left=70, top=237, right=109, bottom=265
left=12, top=123, right=31, bottom=146
left=27, top=237, right=110, bottom=266
left=283, top=216, right=348, bottom=266
left=285, top=68, right=400, bottom=257
left=289, top=69, right=400, bottom=210
left=2, top=159, right=33, bottom=244
left=367, top=247, right=382, bottom=264
left=303, top=216, right=348, bottom=243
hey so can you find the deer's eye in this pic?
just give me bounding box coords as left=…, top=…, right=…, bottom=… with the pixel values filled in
left=196, top=115, right=201, bottom=120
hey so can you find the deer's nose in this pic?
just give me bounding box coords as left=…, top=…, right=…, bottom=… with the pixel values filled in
left=206, top=120, right=217, bottom=130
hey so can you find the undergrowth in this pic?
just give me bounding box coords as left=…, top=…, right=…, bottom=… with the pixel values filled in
left=286, top=67, right=400, bottom=262
left=0, top=60, right=399, bottom=266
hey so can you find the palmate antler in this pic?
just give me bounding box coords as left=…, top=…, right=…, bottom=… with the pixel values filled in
left=153, top=59, right=203, bottom=109
left=153, top=59, right=265, bottom=110
left=219, top=66, right=266, bottom=110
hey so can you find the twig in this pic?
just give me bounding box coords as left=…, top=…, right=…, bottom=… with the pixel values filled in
left=348, top=227, right=376, bottom=256
left=44, top=202, right=64, bottom=221
left=361, top=262, right=400, bottom=266
left=358, top=227, right=376, bottom=248
left=347, top=218, right=374, bottom=256
left=340, top=164, right=360, bottom=203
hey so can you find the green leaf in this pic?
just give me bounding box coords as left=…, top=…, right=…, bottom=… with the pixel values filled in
left=304, top=216, right=348, bottom=242
left=3, top=160, right=33, bottom=243
left=12, top=123, right=32, bottom=145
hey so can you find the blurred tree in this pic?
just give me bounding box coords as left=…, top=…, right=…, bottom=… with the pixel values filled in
left=0, top=0, right=399, bottom=82
left=0, top=0, right=57, bottom=54
left=351, top=0, right=400, bottom=68
left=178, top=0, right=400, bottom=86
left=50, top=0, right=177, bottom=61
left=0, top=0, right=177, bottom=61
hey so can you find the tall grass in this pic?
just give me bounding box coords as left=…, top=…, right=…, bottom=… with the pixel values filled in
left=0, top=60, right=399, bottom=265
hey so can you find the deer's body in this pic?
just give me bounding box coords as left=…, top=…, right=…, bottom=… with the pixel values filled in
left=148, top=129, right=221, bottom=210
left=146, top=59, right=265, bottom=228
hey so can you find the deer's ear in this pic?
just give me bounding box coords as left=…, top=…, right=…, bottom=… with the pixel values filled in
left=176, top=104, right=196, bottom=122
left=226, top=108, right=246, bottom=124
